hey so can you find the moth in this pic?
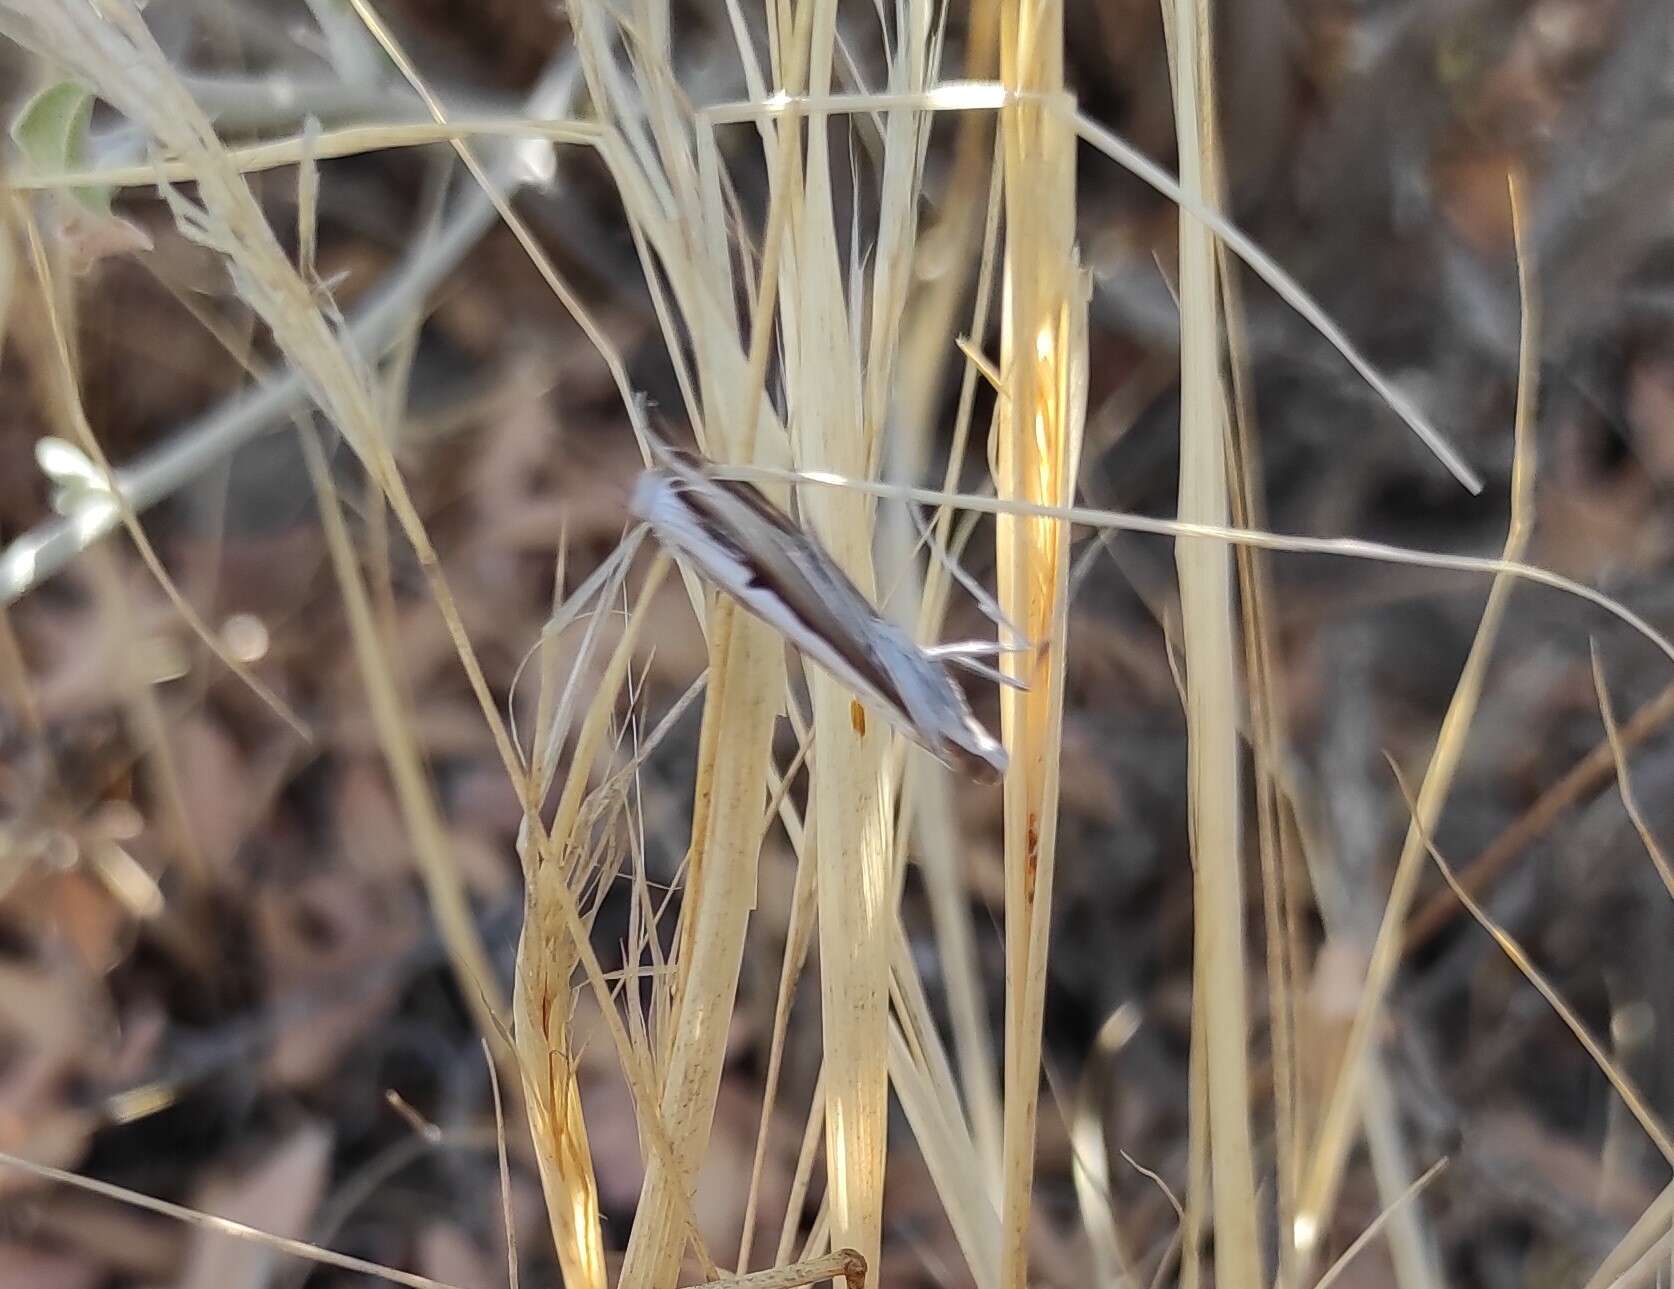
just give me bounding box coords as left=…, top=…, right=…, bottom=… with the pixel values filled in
left=629, top=444, right=1016, bottom=782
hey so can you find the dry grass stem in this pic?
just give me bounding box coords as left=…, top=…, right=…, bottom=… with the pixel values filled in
left=299, top=427, right=511, bottom=1060
left=14, top=197, right=310, bottom=741
left=723, top=465, right=1674, bottom=667
left=737, top=790, right=817, bottom=1274
left=2, top=0, right=533, bottom=801
left=994, top=3, right=1085, bottom=1286
left=1590, top=645, right=1674, bottom=902
left=1068, top=1007, right=1142, bottom=1289
left=775, top=1069, right=828, bottom=1269
left=341, top=0, right=649, bottom=448
left=888, top=1021, right=1001, bottom=1289
left=512, top=7, right=807, bottom=1286
left=1594, top=1229, right=1674, bottom=1289
left=680, top=1249, right=867, bottom=1289
left=486, top=1041, right=522, bottom=1289
left=1066, top=103, right=1479, bottom=494
left=1311, top=1157, right=1450, bottom=1289
left=10, top=8, right=1668, bottom=1289
left=516, top=554, right=676, bottom=1289
left=0, top=1150, right=465, bottom=1289
left=1209, top=61, right=1309, bottom=1287
left=1166, top=0, right=1261, bottom=1278
left=1406, top=677, right=1674, bottom=950
left=1391, top=759, right=1674, bottom=1166
left=613, top=591, right=782, bottom=1289
left=1583, top=1182, right=1674, bottom=1289
left=1296, top=176, right=1540, bottom=1262
left=80, top=544, right=210, bottom=894
left=899, top=87, right=1008, bottom=1194
left=12, top=118, right=606, bottom=191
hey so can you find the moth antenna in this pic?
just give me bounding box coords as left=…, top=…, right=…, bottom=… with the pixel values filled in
left=639, top=414, right=714, bottom=475
left=630, top=395, right=666, bottom=464
left=905, top=497, right=1026, bottom=644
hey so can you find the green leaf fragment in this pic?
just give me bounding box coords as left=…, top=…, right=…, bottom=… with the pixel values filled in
left=10, top=79, right=110, bottom=214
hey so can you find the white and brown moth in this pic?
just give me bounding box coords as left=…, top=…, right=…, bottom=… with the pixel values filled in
left=629, top=444, right=1014, bottom=783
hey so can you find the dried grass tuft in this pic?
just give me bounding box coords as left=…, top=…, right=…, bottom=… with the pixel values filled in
left=11, top=7, right=1673, bottom=1289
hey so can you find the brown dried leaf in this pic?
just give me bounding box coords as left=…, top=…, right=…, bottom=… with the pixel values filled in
left=42, top=869, right=130, bottom=975
left=448, top=761, right=526, bottom=842
left=0, top=1106, right=95, bottom=1199
left=169, top=716, right=252, bottom=873
left=417, top=1221, right=496, bottom=1289
left=331, top=758, right=408, bottom=880
left=0, top=1243, right=100, bottom=1289
left=179, top=1123, right=332, bottom=1289
left=1628, top=355, right=1674, bottom=484
left=27, top=1192, right=180, bottom=1282
left=256, top=875, right=417, bottom=1085
left=0, top=964, right=101, bottom=1191
left=446, top=827, right=516, bottom=901
left=329, top=699, right=497, bottom=760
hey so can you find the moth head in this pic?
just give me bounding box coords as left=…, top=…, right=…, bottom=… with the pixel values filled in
left=628, top=468, right=678, bottom=526
left=881, top=640, right=1008, bottom=784
left=937, top=710, right=1008, bottom=783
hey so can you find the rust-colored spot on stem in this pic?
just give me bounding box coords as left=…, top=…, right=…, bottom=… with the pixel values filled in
left=1025, top=812, right=1040, bottom=903
left=850, top=699, right=867, bottom=737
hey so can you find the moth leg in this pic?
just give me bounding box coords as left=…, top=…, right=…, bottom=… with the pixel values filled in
left=903, top=499, right=1026, bottom=642
left=937, top=652, right=1030, bottom=692
left=924, top=638, right=1032, bottom=660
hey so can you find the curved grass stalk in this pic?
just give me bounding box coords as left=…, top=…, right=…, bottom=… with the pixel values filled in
left=720, top=467, right=1674, bottom=677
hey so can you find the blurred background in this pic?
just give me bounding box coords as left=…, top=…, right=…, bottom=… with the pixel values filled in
left=4, top=0, right=1674, bottom=1285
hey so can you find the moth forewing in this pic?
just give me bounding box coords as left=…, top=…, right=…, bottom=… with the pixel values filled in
left=637, top=472, right=904, bottom=715
left=629, top=459, right=1009, bottom=783
left=630, top=471, right=754, bottom=606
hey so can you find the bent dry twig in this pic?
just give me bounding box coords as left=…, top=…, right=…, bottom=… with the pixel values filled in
left=0, top=49, right=582, bottom=604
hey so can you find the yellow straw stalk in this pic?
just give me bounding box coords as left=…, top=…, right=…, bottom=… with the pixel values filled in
left=995, top=4, right=1087, bottom=1287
